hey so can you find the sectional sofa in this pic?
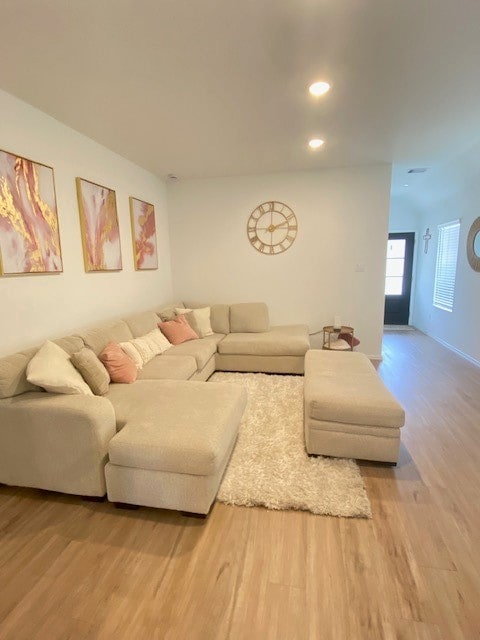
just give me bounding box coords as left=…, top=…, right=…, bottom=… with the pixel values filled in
left=0, top=302, right=310, bottom=514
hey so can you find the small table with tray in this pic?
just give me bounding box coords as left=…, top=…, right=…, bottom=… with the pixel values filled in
left=322, top=325, right=355, bottom=351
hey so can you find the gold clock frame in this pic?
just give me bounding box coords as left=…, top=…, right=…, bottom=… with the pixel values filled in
left=466, top=216, right=480, bottom=272
left=247, top=200, right=298, bottom=255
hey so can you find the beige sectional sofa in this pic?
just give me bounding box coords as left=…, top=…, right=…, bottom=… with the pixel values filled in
left=0, top=302, right=310, bottom=514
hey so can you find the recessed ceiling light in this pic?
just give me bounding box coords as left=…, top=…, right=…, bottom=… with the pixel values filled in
left=309, top=81, right=331, bottom=96
left=308, top=138, right=325, bottom=149
left=403, top=184, right=409, bottom=187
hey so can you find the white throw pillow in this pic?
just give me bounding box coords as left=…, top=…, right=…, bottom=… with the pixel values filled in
left=122, top=329, right=172, bottom=366
left=176, top=307, right=213, bottom=338
left=119, top=341, right=144, bottom=369
left=27, top=341, right=93, bottom=395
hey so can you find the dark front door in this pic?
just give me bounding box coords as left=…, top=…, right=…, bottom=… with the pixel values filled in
left=384, top=232, right=415, bottom=325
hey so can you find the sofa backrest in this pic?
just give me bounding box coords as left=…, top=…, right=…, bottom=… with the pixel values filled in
left=154, top=302, right=185, bottom=322
left=0, top=335, right=84, bottom=399
left=124, top=311, right=161, bottom=338
left=78, top=321, right=133, bottom=355
left=229, top=303, right=270, bottom=333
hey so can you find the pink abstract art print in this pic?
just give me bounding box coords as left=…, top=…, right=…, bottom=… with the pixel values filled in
left=76, top=178, right=122, bottom=272
left=0, top=149, right=62, bottom=275
left=129, top=197, right=158, bottom=270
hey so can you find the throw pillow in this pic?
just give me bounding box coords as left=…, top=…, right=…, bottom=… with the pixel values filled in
left=71, top=348, right=110, bottom=396
left=178, top=307, right=213, bottom=338
left=338, top=332, right=360, bottom=347
left=119, top=341, right=144, bottom=369
left=27, top=341, right=93, bottom=395
left=158, top=315, right=198, bottom=345
left=99, top=342, right=137, bottom=384
left=121, top=329, right=172, bottom=367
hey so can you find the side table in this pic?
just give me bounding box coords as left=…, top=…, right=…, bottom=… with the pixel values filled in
left=322, top=325, right=355, bottom=351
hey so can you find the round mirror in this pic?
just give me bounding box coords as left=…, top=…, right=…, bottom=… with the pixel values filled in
left=467, top=217, right=480, bottom=271
left=474, top=231, right=480, bottom=257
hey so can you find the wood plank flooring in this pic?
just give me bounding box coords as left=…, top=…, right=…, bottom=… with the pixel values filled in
left=0, top=331, right=479, bottom=639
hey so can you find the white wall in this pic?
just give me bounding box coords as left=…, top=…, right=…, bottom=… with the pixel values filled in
left=168, top=165, right=392, bottom=358
left=0, top=89, right=172, bottom=356
left=411, top=144, right=480, bottom=365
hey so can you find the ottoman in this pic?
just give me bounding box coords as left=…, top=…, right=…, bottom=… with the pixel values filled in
left=105, top=380, right=247, bottom=514
left=304, top=350, right=405, bottom=463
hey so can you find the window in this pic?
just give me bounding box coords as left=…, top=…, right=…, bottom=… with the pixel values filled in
left=385, top=238, right=406, bottom=295
left=433, top=220, right=460, bottom=312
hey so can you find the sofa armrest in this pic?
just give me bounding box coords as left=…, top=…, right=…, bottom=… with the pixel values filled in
left=0, top=392, right=116, bottom=496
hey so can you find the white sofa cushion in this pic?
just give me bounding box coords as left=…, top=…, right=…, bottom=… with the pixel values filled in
left=136, top=355, right=197, bottom=380
left=121, top=329, right=171, bottom=367
left=176, top=307, right=214, bottom=338
left=27, top=341, right=93, bottom=396
left=230, top=302, right=270, bottom=333
left=106, top=380, right=247, bottom=475
left=79, top=320, right=133, bottom=355
left=218, top=325, right=310, bottom=357
left=163, top=336, right=219, bottom=370
left=123, top=311, right=160, bottom=338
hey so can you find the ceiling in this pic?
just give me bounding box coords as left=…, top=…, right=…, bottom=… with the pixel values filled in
left=1, top=0, right=480, bottom=190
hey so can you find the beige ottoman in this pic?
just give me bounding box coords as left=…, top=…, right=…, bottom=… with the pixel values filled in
left=304, top=350, right=405, bottom=463
left=105, top=380, right=247, bottom=515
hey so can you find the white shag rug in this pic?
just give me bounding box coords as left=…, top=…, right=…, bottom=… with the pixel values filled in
left=213, top=372, right=372, bottom=518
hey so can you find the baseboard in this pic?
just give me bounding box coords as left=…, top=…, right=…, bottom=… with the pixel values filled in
left=423, top=331, right=480, bottom=369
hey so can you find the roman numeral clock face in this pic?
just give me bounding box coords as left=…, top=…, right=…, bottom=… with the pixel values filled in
left=247, top=201, right=298, bottom=255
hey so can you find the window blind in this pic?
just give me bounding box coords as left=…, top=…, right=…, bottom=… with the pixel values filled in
left=433, top=220, right=460, bottom=312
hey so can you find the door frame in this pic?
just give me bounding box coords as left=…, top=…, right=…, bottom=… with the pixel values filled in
left=384, top=232, right=415, bottom=325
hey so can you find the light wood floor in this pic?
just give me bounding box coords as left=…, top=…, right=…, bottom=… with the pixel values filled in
left=0, top=331, right=479, bottom=640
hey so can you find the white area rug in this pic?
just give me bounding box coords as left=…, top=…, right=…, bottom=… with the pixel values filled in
left=213, top=372, right=372, bottom=518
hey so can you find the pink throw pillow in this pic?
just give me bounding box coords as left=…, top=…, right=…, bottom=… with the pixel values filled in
left=99, top=342, right=137, bottom=384
left=158, top=315, right=198, bottom=345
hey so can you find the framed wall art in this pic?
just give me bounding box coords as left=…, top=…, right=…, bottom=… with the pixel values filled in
left=76, top=178, right=122, bottom=272
left=0, top=148, right=63, bottom=275
left=129, top=196, right=158, bottom=270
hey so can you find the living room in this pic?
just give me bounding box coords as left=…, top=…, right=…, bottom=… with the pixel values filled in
left=0, top=2, right=479, bottom=639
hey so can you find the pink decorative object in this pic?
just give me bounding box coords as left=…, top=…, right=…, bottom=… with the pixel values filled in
left=129, top=197, right=158, bottom=270
left=158, top=315, right=198, bottom=345
left=76, top=178, right=122, bottom=272
left=99, top=342, right=137, bottom=384
left=0, top=149, right=62, bottom=275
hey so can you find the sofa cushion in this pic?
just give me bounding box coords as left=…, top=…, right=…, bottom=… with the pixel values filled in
left=136, top=355, right=197, bottom=381
left=121, top=329, right=172, bottom=366
left=211, top=305, right=230, bottom=334
left=0, top=352, right=40, bottom=398
left=155, top=302, right=185, bottom=322
left=54, top=336, right=85, bottom=355
left=230, top=302, right=269, bottom=333
left=304, top=351, right=405, bottom=428
left=27, top=341, right=93, bottom=396
left=183, top=302, right=230, bottom=334
left=119, top=341, right=144, bottom=369
left=218, top=325, right=310, bottom=357
left=106, top=380, right=247, bottom=475
left=158, top=315, right=198, bottom=345
left=123, top=311, right=160, bottom=338
left=79, top=321, right=133, bottom=355
left=71, top=348, right=110, bottom=396
left=163, top=336, right=218, bottom=370
left=99, top=342, right=137, bottom=384
left=185, top=308, right=214, bottom=338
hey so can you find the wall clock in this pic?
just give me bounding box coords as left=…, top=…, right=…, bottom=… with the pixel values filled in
left=247, top=201, right=298, bottom=255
